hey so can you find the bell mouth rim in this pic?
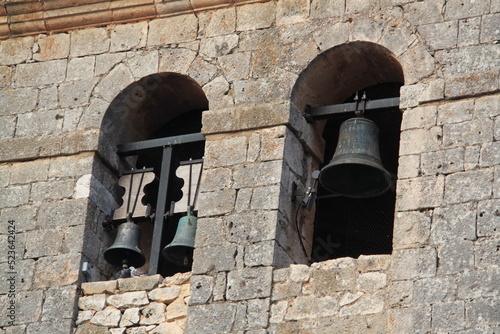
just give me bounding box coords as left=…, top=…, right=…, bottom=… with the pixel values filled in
left=318, top=161, right=393, bottom=198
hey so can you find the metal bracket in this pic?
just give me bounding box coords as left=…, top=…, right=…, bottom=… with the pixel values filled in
left=304, top=95, right=400, bottom=123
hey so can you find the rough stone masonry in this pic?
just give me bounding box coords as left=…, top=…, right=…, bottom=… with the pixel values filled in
left=0, top=0, right=499, bottom=333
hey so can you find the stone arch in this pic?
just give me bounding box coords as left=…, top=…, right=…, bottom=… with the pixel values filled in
left=86, top=72, right=208, bottom=279
left=287, top=41, right=405, bottom=264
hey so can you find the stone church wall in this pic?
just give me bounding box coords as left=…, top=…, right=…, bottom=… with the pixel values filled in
left=0, top=0, right=498, bottom=333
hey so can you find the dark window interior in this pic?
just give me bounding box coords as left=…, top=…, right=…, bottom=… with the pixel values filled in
left=311, top=82, right=402, bottom=262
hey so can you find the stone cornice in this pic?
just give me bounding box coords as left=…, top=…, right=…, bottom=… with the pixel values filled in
left=0, top=0, right=269, bottom=40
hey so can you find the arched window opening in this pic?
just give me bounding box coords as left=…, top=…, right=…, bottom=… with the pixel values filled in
left=291, top=42, right=404, bottom=263
left=101, top=73, right=208, bottom=278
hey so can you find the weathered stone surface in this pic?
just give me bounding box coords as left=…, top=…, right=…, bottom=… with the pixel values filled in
left=78, top=294, right=107, bottom=311
left=150, top=322, right=183, bottom=334
left=396, top=176, right=444, bottom=211
left=119, top=307, right=140, bottom=327
left=444, top=169, right=493, bottom=204
left=443, top=118, right=493, bottom=149
left=227, top=267, right=273, bottom=301
left=465, top=299, right=500, bottom=328
left=32, top=254, right=81, bottom=288
left=67, top=56, right=95, bottom=80
left=159, top=48, right=197, bottom=73
left=10, top=159, right=49, bottom=184
left=1, top=87, right=38, bottom=115
left=413, top=276, right=457, bottom=305
left=247, top=298, right=270, bottom=328
left=199, top=7, right=235, bottom=37
left=36, top=198, right=89, bottom=228
left=399, top=127, right=442, bottom=155
left=107, top=291, right=149, bottom=309
left=357, top=272, right=387, bottom=291
left=189, top=275, right=213, bottom=305
left=148, top=14, right=198, bottom=46
left=140, top=302, right=167, bottom=325
left=285, top=296, right=338, bottom=320
left=393, top=210, right=431, bottom=248
left=162, top=272, right=191, bottom=286
left=477, top=199, right=500, bottom=237
left=475, top=238, right=500, bottom=268
left=126, top=50, right=159, bottom=78
left=0, top=36, right=33, bottom=65
left=438, top=240, right=474, bottom=274
left=272, top=280, right=302, bottom=301
left=226, top=211, right=278, bottom=243
left=16, top=109, right=64, bottom=137
left=421, top=148, right=464, bottom=176
left=401, top=106, right=437, bottom=130
left=35, top=33, right=70, bottom=61
left=94, top=63, right=134, bottom=102
left=70, top=27, right=109, bottom=57
left=81, top=280, right=117, bottom=295
left=148, top=286, right=181, bottom=304
left=388, top=306, right=431, bottom=334
left=166, top=298, right=188, bottom=321
left=244, top=240, right=276, bottom=267
left=457, top=268, right=500, bottom=300
left=431, top=203, right=477, bottom=243
left=0, top=184, right=30, bottom=208
left=192, top=244, right=237, bottom=274
left=42, top=285, right=77, bottom=321
left=110, top=22, right=148, bottom=52
left=276, top=0, right=309, bottom=25
left=199, top=34, right=238, bottom=58
left=392, top=247, right=437, bottom=280
left=76, top=310, right=95, bottom=325
left=90, top=306, right=121, bottom=327
left=237, top=2, right=275, bottom=31
left=197, top=189, right=236, bottom=216
left=14, top=59, right=67, bottom=87
left=118, top=275, right=163, bottom=292
left=0, top=115, right=15, bottom=139
left=399, top=44, right=435, bottom=84
left=24, top=228, right=64, bottom=258
left=26, top=319, right=74, bottom=334
left=185, top=304, right=237, bottom=334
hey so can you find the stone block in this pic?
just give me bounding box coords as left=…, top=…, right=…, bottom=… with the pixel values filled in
left=396, top=176, right=444, bottom=211
left=285, top=296, right=338, bottom=320
left=162, top=271, right=191, bottom=286
left=10, top=159, right=49, bottom=185
left=95, top=52, right=127, bottom=76
left=379, top=22, right=417, bottom=57
left=399, top=127, right=442, bottom=155
left=391, top=247, right=437, bottom=280
left=444, top=169, right=493, bottom=204
left=388, top=306, right=431, bottom=334
left=197, top=189, right=236, bottom=217
left=388, top=280, right=413, bottom=307
left=357, top=272, right=387, bottom=291
left=82, top=280, right=117, bottom=295
left=475, top=238, right=500, bottom=268
left=14, top=290, right=44, bottom=325
left=399, top=44, right=435, bottom=84
left=445, top=0, right=489, bottom=20
left=437, top=99, right=474, bottom=125
left=125, top=50, right=159, bottom=78
left=148, top=14, right=198, bottom=46
left=0, top=185, right=30, bottom=208
left=271, top=280, right=302, bottom=301
left=438, top=240, right=474, bottom=274
left=307, top=266, right=356, bottom=295
left=200, top=168, right=232, bottom=193
left=401, top=106, right=437, bottom=130
left=36, top=198, right=89, bottom=228
left=437, top=45, right=499, bottom=77
left=49, top=152, right=94, bottom=178
left=78, top=294, right=106, bottom=311
left=37, top=86, right=59, bottom=111
left=166, top=297, right=188, bottom=321
left=226, top=210, right=278, bottom=244
left=465, top=145, right=480, bottom=170
left=474, top=94, right=500, bottom=119
left=199, top=7, right=235, bottom=37
left=431, top=203, right=476, bottom=243
left=413, top=276, right=457, bottom=305
left=205, top=136, right=247, bottom=168
left=0, top=65, right=12, bottom=87
left=76, top=310, right=95, bottom=325
left=248, top=298, right=270, bottom=328
left=94, top=63, right=134, bottom=103
left=120, top=307, right=140, bottom=327
left=16, top=109, right=64, bottom=137
left=432, top=301, right=465, bottom=332
left=118, top=274, right=163, bottom=292
left=0, top=87, right=38, bottom=115
left=159, top=48, right=197, bottom=74
left=24, top=228, right=64, bottom=258
left=458, top=268, right=500, bottom=300
left=203, top=76, right=233, bottom=110
left=244, top=240, right=276, bottom=267
left=66, top=56, right=95, bottom=81
left=14, top=59, right=67, bottom=87
left=351, top=17, right=384, bottom=42
left=192, top=244, right=237, bottom=274
left=477, top=199, right=500, bottom=237
left=310, top=0, right=344, bottom=19
left=42, top=285, right=78, bottom=321
left=148, top=286, right=181, bottom=304
left=227, top=266, right=273, bottom=301
left=189, top=275, right=213, bottom=305
left=237, top=2, right=275, bottom=31
left=339, top=291, right=385, bottom=317
left=110, top=21, right=148, bottom=52
left=91, top=306, right=121, bottom=327
left=73, top=323, right=109, bottom=334
left=34, top=33, right=70, bottom=61
left=32, top=254, right=81, bottom=288
left=443, top=118, right=493, bottom=149
left=30, top=179, right=74, bottom=202
left=185, top=304, right=237, bottom=334
left=465, top=299, right=500, bottom=328
left=107, top=291, right=149, bottom=309
left=276, top=0, right=310, bottom=25
left=445, top=70, right=499, bottom=98
left=250, top=185, right=280, bottom=211
left=289, top=264, right=310, bottom=282
left=0, top=116, right=15, bottom=139
left=421, top=147, right=464, bottom=176
left=199, top=34, right=238, bottom=58
left=233, top=160, right=283, bottom=188
left=0, top=205, right=37, bottom=233
left=403, top=0, right=444, bottom=25
left=70, top=27, right=109, bottom=57
left=480, top=141, right=500, bottom=167
left=140, top=302, right=166, bottom=325
left=458, top=17, right=481, bottom=47
left=393, top=210, right=431, bottom=249
left=26, top=319, right=73, bottom=334
left=418, top=21, right=458, bottom=50
left=0, top=36, right=33, bottom=65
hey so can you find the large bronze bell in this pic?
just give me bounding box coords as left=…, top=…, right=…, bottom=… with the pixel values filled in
left=162, top=206, right=197, bottom=267
left=104, top=220, right=146, bottom=268
left=318, top=117, right=392, bottom=198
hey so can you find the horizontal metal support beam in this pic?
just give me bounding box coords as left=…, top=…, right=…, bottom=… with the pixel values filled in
left=304, top=97, right=400, bottom=122
left=118, top=132, right=205, bottom=156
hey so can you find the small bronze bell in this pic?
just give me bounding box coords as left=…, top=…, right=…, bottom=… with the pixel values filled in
left=162, top=206, right=197, bottom=267
left=319, top=117, right=392, bottom=198
left=104, top=218, right=146, bottom=268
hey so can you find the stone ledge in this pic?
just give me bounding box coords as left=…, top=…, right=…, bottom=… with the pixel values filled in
left=0, top=0, right=271, bottom=40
